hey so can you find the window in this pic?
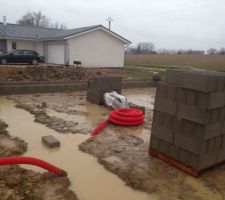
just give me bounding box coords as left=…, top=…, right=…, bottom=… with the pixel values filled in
left=12, top=42, right=16, bottom=50
left=23, top=50, right=33, bottom=55
left=12, top=50, right=23, bottom=55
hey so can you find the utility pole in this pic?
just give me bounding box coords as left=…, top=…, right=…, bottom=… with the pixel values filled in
left=106, top=16, right=113, bottom=30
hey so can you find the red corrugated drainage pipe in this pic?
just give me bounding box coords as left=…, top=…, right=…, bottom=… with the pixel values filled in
left=0, top=156, right=67, bottom=176
left=92, top=108, right=144, bottom=136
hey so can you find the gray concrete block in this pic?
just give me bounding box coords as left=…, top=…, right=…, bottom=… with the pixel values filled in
left=168, top=144, right=179, bottom=160
left=174, top=132, right=207, bottom=155
left=211, top=108, right=221, bottom=123
left=182, top=120, right=195, bottom=136
left=207, top=138, right=215, bottom=153
left=177, top=88, right=187, bottom=104
left=166, top=84, right=177, bottom=101
left=151, top=125, right=174, bottom=143
left=166, top=68, right=223, bottom=92
left=42, top=135, right=60, bottom=148
left=178, top=103, right=211, bottom=125
left=178, top=149, right=191, bottom=166
left=202, top=122, right=222, bottom=139
left=186, top=90, right=197, bottom=105
left=197, top=92, right=225, bottom=110
left=156, top=83, right=167, bottom=98
left=150, top=135, right=160, bottom=150
left=216, top=146, right=225, bottom=164
left=154, top=96, right=178, bottom=115
left=152, top=110, right=164, bottom=127
left=159, top=139, right=170, bottom=155
left=163, top=113, right=174, bottom=129
left=209, top=93, right=225, bottom=109
left=189, top=152, right=217, bottom=171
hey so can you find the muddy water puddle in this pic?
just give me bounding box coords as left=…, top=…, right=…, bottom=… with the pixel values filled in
left=0, top=91, right=156, bottom=200
left=123, top=88, right=156, bottom=109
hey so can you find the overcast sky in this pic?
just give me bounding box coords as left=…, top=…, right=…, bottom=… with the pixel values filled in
left=0, top=0, right=225, bottom=50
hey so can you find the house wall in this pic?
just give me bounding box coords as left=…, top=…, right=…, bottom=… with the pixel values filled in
left=0, top=39, right=7, bottom=53
left=6, top=39, right=44, bottom=56
left=67, top=29, right=125, bottom=67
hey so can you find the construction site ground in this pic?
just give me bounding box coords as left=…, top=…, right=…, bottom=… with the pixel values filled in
left=0, top=88, right=225, bottom=200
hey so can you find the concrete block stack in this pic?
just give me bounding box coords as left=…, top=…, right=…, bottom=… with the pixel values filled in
left=150, top=68, right=225, bottom=174
left=87, top=76, right=122, bottom=105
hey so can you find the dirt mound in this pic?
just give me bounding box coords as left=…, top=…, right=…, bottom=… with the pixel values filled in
left=2, top=65, right=89, bottom=82
left=0, top=165, right=77, bottom=200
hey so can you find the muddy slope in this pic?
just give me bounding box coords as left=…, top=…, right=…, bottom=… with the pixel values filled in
left=0, top=119, right=78, bottom=200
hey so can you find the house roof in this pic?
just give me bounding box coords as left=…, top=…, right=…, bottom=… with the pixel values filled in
left=0, top=23, right=131, bottom=44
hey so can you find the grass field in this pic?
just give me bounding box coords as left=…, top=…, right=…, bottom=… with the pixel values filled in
left=125, top=54, right=225, bottom=71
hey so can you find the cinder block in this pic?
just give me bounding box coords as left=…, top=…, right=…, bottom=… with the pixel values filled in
left=178, top=103, right=211, bottom=124
left=156, top=83, right=167, bottom=98
left=163, top=113, right=174, bottom=129
left=193, top=121, right=222, bottom=139
left=166, top=84, right=177, bottom=100
left=166, top=69, right=224, bottom=92
left=177, top=88, right=187, bottom=104
left=174, top=132, right=207, bottom=155
left=168, top=144, right=179, bottom=160
left=150, top=135, right=160, bottom=150
left=42, top=135, right=60, bottom=148
left=87, top=76, right=122, bottom=104
left=151, top=125, right=174, bottom=143
left=159, top=139, right=170, bottom=155
left=182, top=120, right=195, bottom=136
left=211, top=108, right=221, bottom=123
left=216, top=145, right=225, bottom=163
left=152, top=110, right=164, bottom=127
left=154, top=96, right=178, bottom=115
left=178, top=149, right=191, bottom=166
left=189, top=152, right=217, bottom=171
left=186, top=90, right=197, bottom=105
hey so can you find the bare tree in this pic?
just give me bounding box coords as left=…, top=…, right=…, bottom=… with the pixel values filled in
left=17, top=11, right=50, bottom=28
left=50, top=22, right=67, bottom=29
left=207, top=48, right=217, bottom=55
left=136, top=42, right=155, bottom=54
left=17, top=11, right=67, bottom=29
left=218, top=47, right=225, bottom=55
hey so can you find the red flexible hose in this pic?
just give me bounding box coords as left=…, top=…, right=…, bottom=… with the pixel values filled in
left=92, top=108, right=144, bottom=136
left=0, top=156, right=67, bottom=176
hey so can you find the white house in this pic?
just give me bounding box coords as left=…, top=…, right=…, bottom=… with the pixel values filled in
left=0, top=22, right=131, bottom=67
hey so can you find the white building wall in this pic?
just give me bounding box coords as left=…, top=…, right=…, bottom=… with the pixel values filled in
left=6, top=39, right=44, bottom=56
left=68, top=29, right=125, bottom=67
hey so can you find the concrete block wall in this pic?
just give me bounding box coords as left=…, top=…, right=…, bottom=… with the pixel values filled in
left=150, top=69, right=225, bottom=172
left=87, top=76, right=122, bottom=105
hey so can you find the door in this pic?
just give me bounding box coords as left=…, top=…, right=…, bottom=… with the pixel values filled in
left=47, top=44, right=64, bottom=64
left=10, top=50, right=24, bottom=63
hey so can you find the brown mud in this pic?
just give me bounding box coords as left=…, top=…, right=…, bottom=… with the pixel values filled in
left=2, top=89, right=225, bottom=200
left=0, top=120, right=78, bottom=200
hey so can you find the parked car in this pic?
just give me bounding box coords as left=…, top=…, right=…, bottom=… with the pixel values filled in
left=0, top=49, right=44, bottom=65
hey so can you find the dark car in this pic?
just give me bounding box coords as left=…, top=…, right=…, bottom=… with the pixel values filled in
left=0, top=49, right=44, bottom=65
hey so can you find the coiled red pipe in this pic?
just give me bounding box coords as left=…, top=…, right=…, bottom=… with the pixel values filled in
left=92, top=108, right=144, bottom=136
left=0, top=156, right=67, bottom=176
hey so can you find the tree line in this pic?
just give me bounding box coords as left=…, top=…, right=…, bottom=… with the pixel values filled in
left=126, top=42, right=225, bottom=55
